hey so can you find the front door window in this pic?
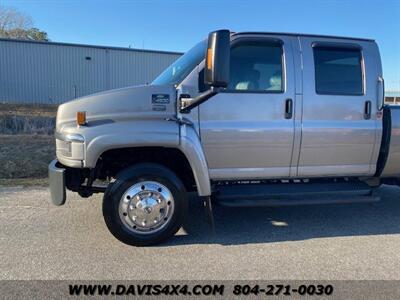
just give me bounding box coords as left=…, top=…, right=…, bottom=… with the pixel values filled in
left=228, top=41, right=284, bottom=92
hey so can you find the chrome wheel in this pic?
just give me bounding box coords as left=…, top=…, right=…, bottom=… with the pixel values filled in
left=118, top=181, right=175, bottom=234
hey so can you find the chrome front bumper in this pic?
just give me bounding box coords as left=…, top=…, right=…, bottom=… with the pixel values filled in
left=48, top=159, right=66, bottom=206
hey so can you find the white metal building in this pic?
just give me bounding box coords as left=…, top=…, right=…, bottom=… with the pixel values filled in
left=0, top=38, right=182, bottom=104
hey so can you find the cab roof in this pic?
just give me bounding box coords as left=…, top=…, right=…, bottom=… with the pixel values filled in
left=232, top=31, right=375, bottom=42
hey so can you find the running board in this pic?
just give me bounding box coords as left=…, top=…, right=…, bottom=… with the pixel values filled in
left=213, top=182, right=380, bottom=207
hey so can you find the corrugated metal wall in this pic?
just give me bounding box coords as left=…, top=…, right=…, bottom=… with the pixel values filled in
left=0, top=39, right=181, bottom=104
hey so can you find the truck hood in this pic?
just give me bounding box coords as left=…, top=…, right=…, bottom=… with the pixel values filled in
left=56, top=84, right=176, bottom=131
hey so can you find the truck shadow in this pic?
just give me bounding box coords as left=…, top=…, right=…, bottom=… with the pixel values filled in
left=163, top=185, right=400, bottom=246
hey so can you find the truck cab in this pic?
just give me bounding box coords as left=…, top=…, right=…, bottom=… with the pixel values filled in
left=49, top=30, right=400, bottom=246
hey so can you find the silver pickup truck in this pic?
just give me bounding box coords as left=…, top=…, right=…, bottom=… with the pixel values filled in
left=49, top=30, right=400, bottom=246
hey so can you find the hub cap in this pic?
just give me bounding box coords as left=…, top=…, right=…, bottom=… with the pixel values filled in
left=118, top=181, right=174, bottom=234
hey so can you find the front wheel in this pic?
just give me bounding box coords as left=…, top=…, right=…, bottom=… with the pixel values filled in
left=102, top=163, right=187, bottom=246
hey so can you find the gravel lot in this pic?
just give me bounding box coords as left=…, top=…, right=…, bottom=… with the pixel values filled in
left=1, top=185, right=400, bottom=280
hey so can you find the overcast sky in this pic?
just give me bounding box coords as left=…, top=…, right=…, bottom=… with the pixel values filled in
left=3, top=0, right=399, bottom=91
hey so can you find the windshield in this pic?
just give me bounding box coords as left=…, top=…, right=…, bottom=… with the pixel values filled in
left=152, top=40, right=206, bottom=86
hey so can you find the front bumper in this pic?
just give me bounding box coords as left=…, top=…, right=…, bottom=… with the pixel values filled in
left=48, top=159, right=66, bottom=206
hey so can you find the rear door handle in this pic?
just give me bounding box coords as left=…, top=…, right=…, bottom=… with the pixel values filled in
left=364, top=100, right=371, bottom=120
left=285, top=98, right=293, bottom=119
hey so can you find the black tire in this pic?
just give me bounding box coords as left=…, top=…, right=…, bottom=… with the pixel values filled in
left=102, top=163, right=187, bottom=246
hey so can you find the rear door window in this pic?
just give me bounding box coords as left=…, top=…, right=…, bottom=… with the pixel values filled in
left=313, top=46, right=363, bottom=95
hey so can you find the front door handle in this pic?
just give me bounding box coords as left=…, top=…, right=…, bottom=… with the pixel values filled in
left=364, top=100, right=371, bottom=120
left=285, top=98, right=293, bottom=119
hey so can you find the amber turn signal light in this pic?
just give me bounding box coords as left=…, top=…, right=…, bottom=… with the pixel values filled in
left=76, top=111, right=87, bottom=126
left=207, top=48, right=213, bottom=70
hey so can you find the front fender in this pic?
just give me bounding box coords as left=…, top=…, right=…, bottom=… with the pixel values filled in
left=178, top=125, right=211, bottom=196
left=84, top=120, right=211, bottom=196
left=85, top=120, right=179, bottom=167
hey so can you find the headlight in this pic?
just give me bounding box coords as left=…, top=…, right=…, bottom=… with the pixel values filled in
left=55, top=132, right=84, bottom=159
left=56, top=139, right=72, bottom=157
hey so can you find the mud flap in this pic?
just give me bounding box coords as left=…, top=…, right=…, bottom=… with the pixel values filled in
left=203, top=196, right=215, bottom=233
